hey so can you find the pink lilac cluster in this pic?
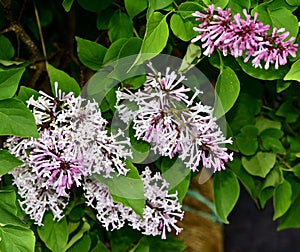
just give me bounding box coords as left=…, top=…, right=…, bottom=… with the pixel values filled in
left=6, top=83, right=183, bottom=239
left=116, top=63, right=233, bottom=172
left=191, top=4, right=298, bottom=69
left=6, top=82, right=132, bottom=225
left=83, top=167, right=184, bottom=239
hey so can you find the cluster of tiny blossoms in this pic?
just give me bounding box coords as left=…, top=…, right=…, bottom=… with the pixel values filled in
left=192, top=4, right=298, bottom=69
left=116, top=63, right=233, bottom=172
left=6, top=83, right=183, bottom=239
left=84, top=167, right=183, bottom=239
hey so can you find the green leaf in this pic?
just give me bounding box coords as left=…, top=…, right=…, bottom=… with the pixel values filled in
left=228, top=0, right=251, bottom=13
left=211, top=0, right=229, bottom=8
left=0, top=60, right=25, bottom=67
left=37, top=213, right=68, bottom=252
left=48, top=64, right=81, bottom=97
left=213, top=169, right=240, bottom=223
left=214, top=65, right=240, bottom=118
left=273, top=180, right=292, bottom=220
left=125, top=0, right=148, bottom=19
left=235, top=125, right=258, bottom=156
left=269, top=7, right=299, bottom=39
left=108, top=10, right=133, bottom=43
left=278, top=196, right=300, bottom=230
left=276, top=101, right=299, bottom=123
left=236, top=57, right=289, bottom=80
left=93, top=161, right=145, bottom=217
left=76, top=36, right=107, bottom=70
left=0, top=98, right=38, bottom=137
left=285, top=0, right=300, bottom=5
left=0, top=190, right=18, bottom=216
left=103, top=38, right=128, bottom=64
left=255, top=117, right=281, bottom=134
left=0, top=150, right=23, bottom=176
left=179, top=43, right=202, bottom=73
left=229, top=157, right=258, bottom=202
left=110, top=227, right=141, bottom=252
left=77, top=0, right=112, bottom=12
left=260, top=128, right=284, bottom=139
left=259, top=187, right=274, bottom=208
left=62, top=0, right=74, bottom=12
left=261, top=136, right=285, bottom=154
left=284, top=59, right=300, bottom=82
left=161, top=158, right=191, bottom=203
left=0, top=68, right=25, bottom=100
left=241, top=152, right=276, bottom=178
left=129, top=125, right=150, bottom=163
left=146, top=235, right=186, bottom=252
left=91, top=240, right=110, bottom=252
left=276, top=79, right=291, bottom=93
left=130, top=236, right=149, bottom=252
left=170, top=13, right=197, bottom=42
left=0, top=35, right=14, bottom=60
left=292, top=163, right=300, bottom=176
left=0, top=225, right=35, bottom=252
left=17, top=86, right=39, bottom=103
left=67, top=234, right=91, bottom=252
left=96, top=8, right=115, bottom=30
left=133, top=12, right=169, bottom=66
left=177, top=2, right=204, bottom=19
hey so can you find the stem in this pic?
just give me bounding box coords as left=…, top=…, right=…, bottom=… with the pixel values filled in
left=33, top=0, right=49, bottom=74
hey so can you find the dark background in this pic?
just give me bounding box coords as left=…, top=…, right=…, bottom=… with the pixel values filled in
left=224, top=187, right=300, bottom=252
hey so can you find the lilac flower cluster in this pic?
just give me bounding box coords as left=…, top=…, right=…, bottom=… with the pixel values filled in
left=6, top=83, right=183, bottom=239
left=116, top=63, right=233, bottom=172
left=84, top=167, right=183, bottom=239
left=191, top=5, right=298, bottom=69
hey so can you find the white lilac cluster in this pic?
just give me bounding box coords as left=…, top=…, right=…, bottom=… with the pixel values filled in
left=116, top=63, right=233, bottom=172
left=6, top=83, right=132, bottom=225
left=6, top=82, right=183, bottom=239
left=83, top=167, right=184, bottom=239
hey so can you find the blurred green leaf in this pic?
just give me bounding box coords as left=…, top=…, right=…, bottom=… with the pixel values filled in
left=0, top=68, right=25, bottom=100
left=284, top=59, right=300, bottom=82
left=97, top=8, right=115, bottom=30
left=273, top=180, right=292, bottom=220
left=48, top=64, right=81, bottom=97
left=67, top=234, right=91, bottom=252
left=125, top=0, right=148, bottom=19
left=211, top=0, right=229, bottom=8
left=17, top=86, right=39, bottom=103
left=133, top=12, right=169, bottom=65
left=276, top=101, right=299, bottom=123
left=103, top=38, right=128, bottom=64
left=170, top=13, right=197, bottom=41
left=62, top=0, right=74, bottom=12
left=76, top=37, right=107, bottom=70
left=228, top=0, right=251, bottom=13
left=214, top=65, right=240, bottom=118
left=93, top=161, right=145, bottom=217
left=278, top=196, right=300, bottom=230
left=108, top=11, right=133, bottom=42
left=242, top=152, right=276, bottom=178
left=0, top=225, right=35, bottom=252
left=161, top=158, right=191, bottom=203
left=236, top=57, right=289, bottom=80
left=214, top=169, right=240, bottom=223
left=77, top=0, right=112, bottom=12
left=0, top=150, right=23, bottom=176
left=37, top=213, right=68, bottom=252
left=0, top=35, right=14, bottom=60
left=0, top=98, right=38, bottom=137
left=235, top=125, right=259, bottom=156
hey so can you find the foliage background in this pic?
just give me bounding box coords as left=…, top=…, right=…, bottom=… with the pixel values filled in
left=0, top=0, right=299, bottom=251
